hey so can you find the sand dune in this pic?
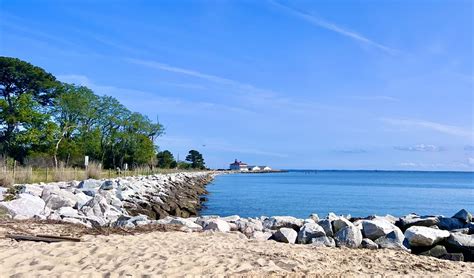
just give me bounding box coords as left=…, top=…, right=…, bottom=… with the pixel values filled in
left=0, top=230, right=472, bottom=277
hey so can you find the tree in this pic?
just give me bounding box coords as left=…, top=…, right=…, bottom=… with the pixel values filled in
left=156, top=150, right=177, bottom=168
left=185, top=150, right=205, bottom=169
left=0, top=56, right=59, bottom=161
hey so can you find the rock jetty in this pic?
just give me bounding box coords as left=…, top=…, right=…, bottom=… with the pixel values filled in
left=155, top=210, right=473, bottom=262
left=0, top=172, right=214, bottom=227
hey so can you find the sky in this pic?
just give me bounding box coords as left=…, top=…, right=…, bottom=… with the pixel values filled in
left=0, top=0, right=473, bottom=171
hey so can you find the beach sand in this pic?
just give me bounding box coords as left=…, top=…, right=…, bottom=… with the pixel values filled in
left=0, top=228, right=473, bottom=277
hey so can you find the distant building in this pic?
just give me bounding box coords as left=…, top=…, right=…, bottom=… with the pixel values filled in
left=259, top=166, right=272, bottom=171
left=229, top=159, right=249, bottom=171
left=249, top=166, right=261, bottom=171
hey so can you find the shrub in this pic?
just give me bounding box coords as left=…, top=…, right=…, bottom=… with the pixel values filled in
left=86, top=162, right=102, bottom=179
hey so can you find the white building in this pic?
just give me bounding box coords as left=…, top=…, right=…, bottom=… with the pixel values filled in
left=259, top=166, right=272, bottom=171
left=249, top=166, right=261, bottom=171
left=229, top=159, right=249, bottom=171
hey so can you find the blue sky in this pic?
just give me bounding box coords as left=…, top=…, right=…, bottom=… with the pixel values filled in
left=1, top=0, right=473, bottom=170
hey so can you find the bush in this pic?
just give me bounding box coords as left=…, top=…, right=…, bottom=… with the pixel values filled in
left=86, top=162, right=102, bottom=179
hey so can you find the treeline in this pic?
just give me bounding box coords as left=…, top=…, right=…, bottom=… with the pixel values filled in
left=0, top=56, right=206, bottom=170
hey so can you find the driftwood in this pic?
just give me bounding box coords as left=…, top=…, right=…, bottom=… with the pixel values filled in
left=6, top=234, right=81, bottom=243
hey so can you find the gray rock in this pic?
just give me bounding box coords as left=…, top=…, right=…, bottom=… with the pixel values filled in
left=73, top=191, right=92, bottom=209
left=0, top=193, right=45, bottom=217
left=235, top=219, right=264, bottom=235
left=221, top=215, right=240, bottom=223
left=273, top=227, right=298, bottom=244
left=439, top=253, right=464, bottom=261
left=263, top=216, right=303, bottom=230
left=334, top=225, right=362, bottom=248
left=404, top=226, right=450, bottom=247
left=397, top=214, right=440, bottom=230
left=375, top=228, right=408, bottom=250
left=44, top=194, right=76, bottom=210
left=318, top=219, right=334, bottom=237
left=452, top=209, right=472, bottom=223
left=79, top=179, right=102, bottom=190
left=203, top=219, right=231, bottom=232
left=62, top=217, right=92, bottom=228
left=58, top=206, right=81, bottom=218
left=250, top=231, right=272, bottom=241
left=169, top=218, right=203, bottom=231
left=311, top=236, right=335, bottom=247
left=419, top=245, right=448, bottom=258
left=437, top=217, right=465, bottom=231
left=326, top=212, right=339, bottom=222
left=100, top=180, right=115, bottom=190
left=309, top=213, right=319, bottom=222
left=332, top=217, right=352, bottom=233
left=361, top=238, right=378, bottom=249
left=446, top=233, right=474, bottom=249
left=297, top=222, right=326, bottom=244
left=361, top=218, right=396, bottom=240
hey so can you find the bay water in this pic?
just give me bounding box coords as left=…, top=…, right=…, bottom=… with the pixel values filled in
left=201, top=170, right=474, bottom=218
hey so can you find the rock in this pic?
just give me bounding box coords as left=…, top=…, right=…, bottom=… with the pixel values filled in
left=419, top=245, right=448, bottom=258
left=73, top=191, right=92, bottom=209
left=47, top=211, right=62, bottom=221
left=169, top=218, right=203, bottom=231
left=374, top=228, right=407, bottom=250
left=439, top=253, right=465, bottom=261
left=304, top=219, right=315, bottom=224
left=62, top=217, right=92, bottom=228
left=309, top=213, right=319, bottom=222
left=437, top=217, right=466, bottom=231
left=263, top=216, right=303, bottom=230
left=100, top=180, right=115, bottom=190
left=221, top=215, right=240, bottom=222
left=326, top=212, right=339, bottom=222
left=250, top=231, right=272, bottom=241
left=361, top=238, right=378, bottom=250
left=452, top=209, right=472, bottom=223
left=203, top=219, right=231, bottom=232
left=397, top=214, right=440, bottom=230
left=361, top=219, right=397, bottom=240
left=44, top=194, right=76, bottom=210
left=450, top=228, right=470, bottom=234
left=58, top=206, right=81, bottom=218
left=0, top=193, right=45, bottom=217
left=334, top=225, right=362, bottom=248
left=23, top=185, right=43, bottom=197
left=332, top=217, right=352, bottom=233
left=79, top=179, right=102, bottom=190
left=446, top=233, right=474, bottom=249
left=311, top=236, right=335, bottom=247
left=297, top=223, right=326, bottom=244
left=317, top=219, right=334, bottom=237
left=273, top=228, right=298, bottom=244
left=404, top=226, right=450, bottom=247
left=80, top=194, right=121, bottom=224
left=235, top=219, right=264, bottom=235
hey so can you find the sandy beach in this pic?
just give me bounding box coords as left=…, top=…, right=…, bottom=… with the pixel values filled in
left=1, top=226, right=472, bottom=277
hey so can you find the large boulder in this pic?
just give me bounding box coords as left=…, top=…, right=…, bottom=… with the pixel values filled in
left=203, top=219, right=231, bottom=233
left=297, top=222, right=326, bottom=244
left=44, top=194, right=76, bottom=210
left=334, top=225, right=362, bottom=248
left=169, top=218, right=203, bottom=231
left=419, top=245, right=448, bottom=258
left=361, top=238, right=378, bottom=250
left=263, top=216, right=303, bottom=230
left=250, top=231, right=273, bottom=241
left=396, top=214, right=440, bottom=230
left=437, top=217, right=465, bottom=231
left=311, top=236, right=335, bottom=247
left=235, top=219, right=264, bottom=235
left=404, top=226, right=450, bottom=247
left=273, top=227, right=298, bottom=244
left=317, top=219, right=334, bottom=237
left=445, top=233, right=474, bottom=261
left=361, top=218, right=397, bottom=240
left=332, top=217, right=352, bottom=233
left=452, top=209, right=472, bottom=223
left=0, top=193, right=45, bottom=217
left=58, top=206, right=81, bottom=218
left=374, top=228, right=407, bottom=250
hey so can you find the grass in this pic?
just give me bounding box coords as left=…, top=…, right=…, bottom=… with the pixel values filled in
left=0, top=165, right=197, bottom=186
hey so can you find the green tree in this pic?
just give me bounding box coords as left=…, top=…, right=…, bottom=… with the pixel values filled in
left=185, top=150, right=205, bottom=169
left=156, top=150, right=177, bottom=168
left=0, top=56, right=59, bottom=161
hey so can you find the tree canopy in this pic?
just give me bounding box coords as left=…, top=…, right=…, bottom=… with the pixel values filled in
left=185, top=150, right=206, bottom=170
left=0, top=56, right=165, bottom=169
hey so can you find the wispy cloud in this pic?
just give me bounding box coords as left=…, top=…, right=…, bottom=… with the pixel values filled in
left=269, top=0, right=399, bottom=55
left=394, top=144, right=443, bottom=152
left=381, top=118, right=474, bottom=138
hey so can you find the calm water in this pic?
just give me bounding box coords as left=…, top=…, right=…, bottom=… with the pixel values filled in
left=201, top=170, right=474, bottom=218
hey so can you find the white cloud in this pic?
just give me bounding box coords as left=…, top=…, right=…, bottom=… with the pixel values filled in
left=269, top=1, right=399, bottom=55
left=394, top=144, right=443, bottom=152
left=381, top=118, right=474, bottom=138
